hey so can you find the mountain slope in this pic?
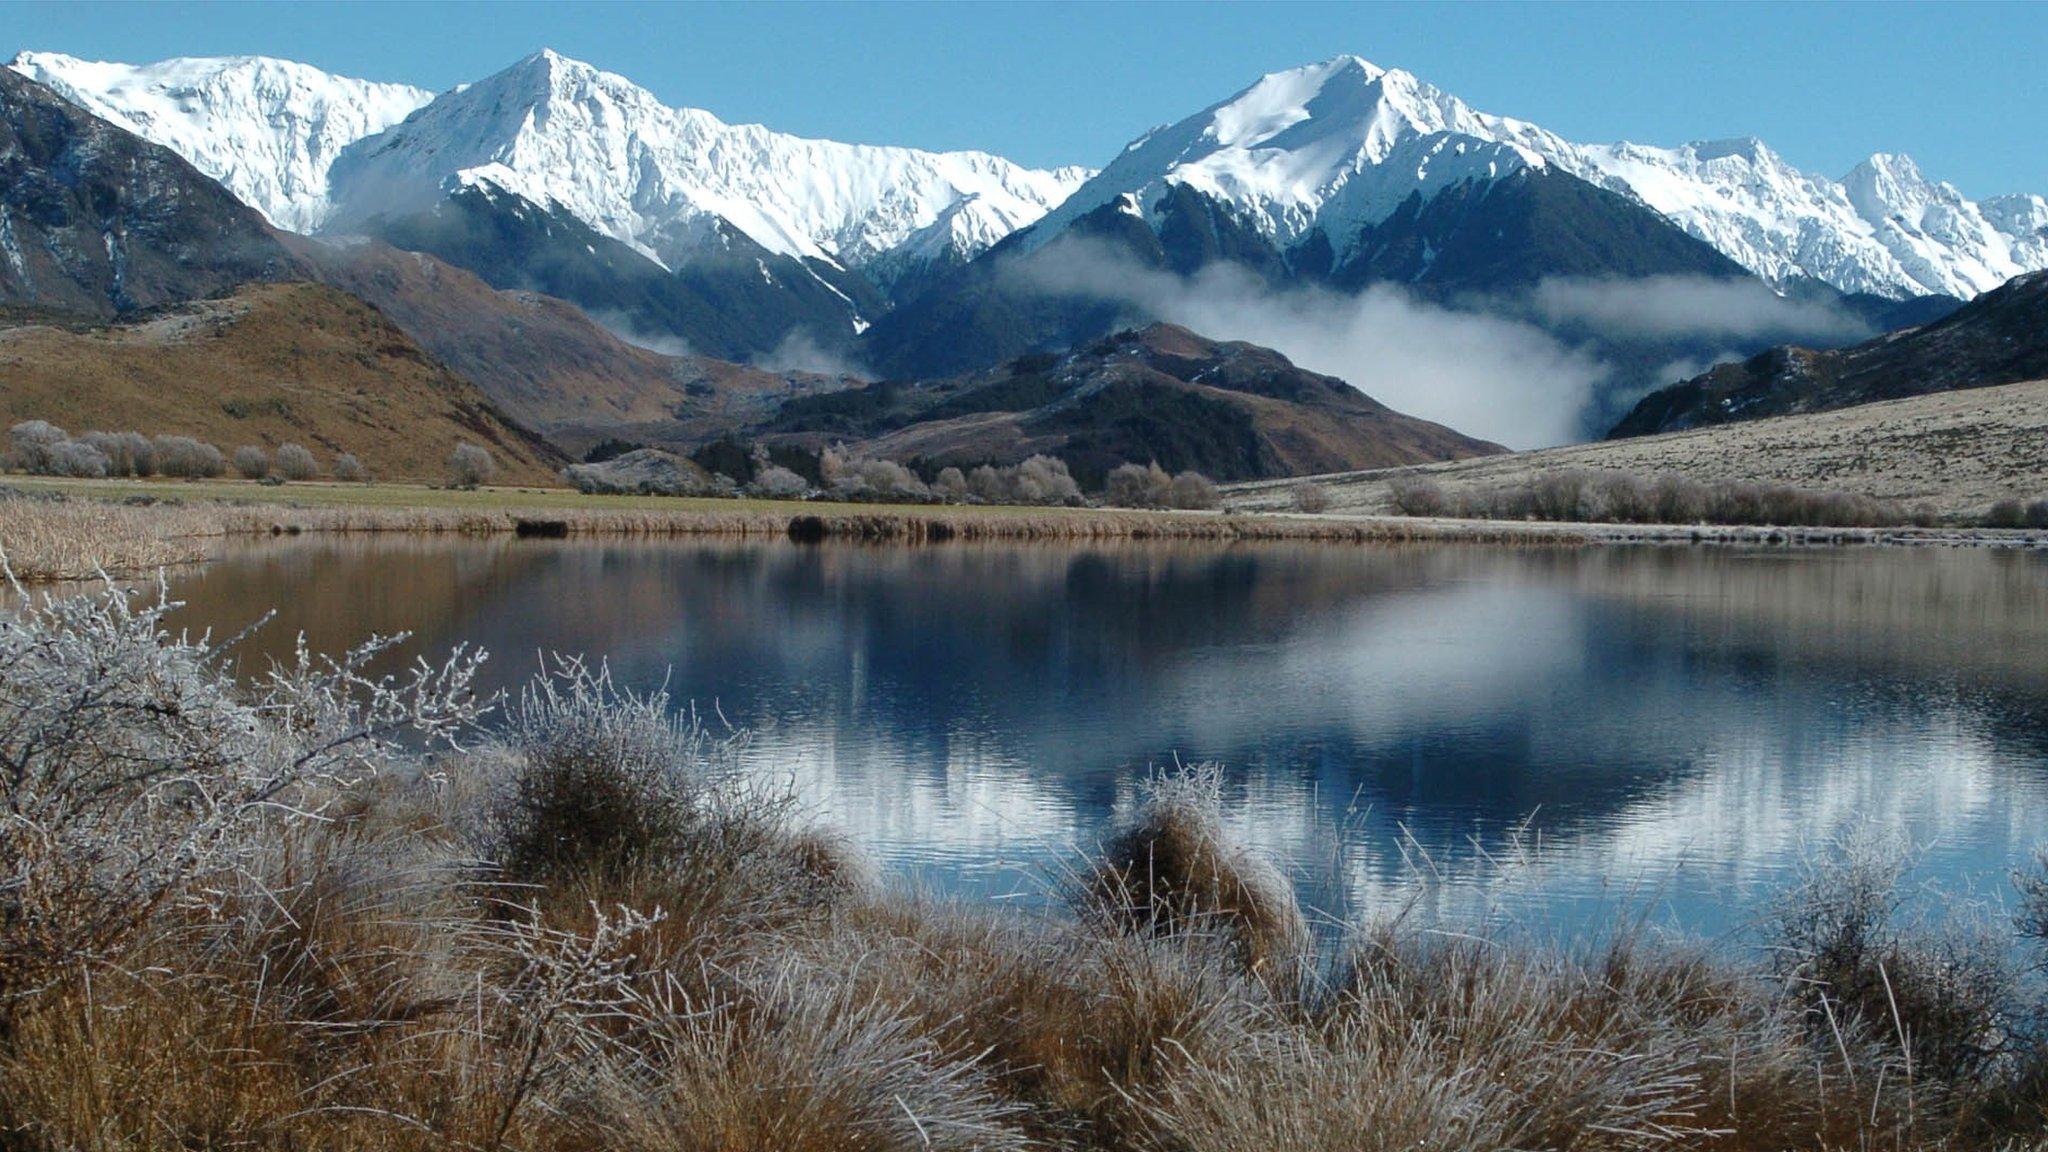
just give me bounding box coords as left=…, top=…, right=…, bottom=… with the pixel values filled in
left=324, top=51, right=1088, bottom=293
left=861, top=56, right=1751, bottom=379
left=1019, top=55, right=2043, bottom=302
left=8, top=51, right=433, bottom=233
left=290, top=234, right=863, bottom=454
left=1610, top=269, right=2048, bottom=437
left=0, top=67, right=296, bottom=316
left=768, top=323, right=1502, bottom=483
left=0, top=282, right=562, bottom=482
left=1556, top=143, right=2048, bottom=300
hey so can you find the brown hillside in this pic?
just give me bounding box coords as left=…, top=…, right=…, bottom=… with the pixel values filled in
left=290, top=237, right=862, bottom=455
left=0, top=282, right=563, bottom=483
left=768, top=323, right=1503, bottom=484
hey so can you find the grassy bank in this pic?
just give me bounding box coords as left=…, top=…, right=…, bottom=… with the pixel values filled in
left=6, top=578, right=2048, bottom=1149
left=7, top=476, right=2046, bottom=584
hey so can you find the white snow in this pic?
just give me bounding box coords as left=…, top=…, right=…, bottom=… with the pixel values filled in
left=1027, top=54, right=2048, bottom=300
left=1556, top=142, right=2048, bottom=299
left=18, top=46, right=2042, bottom=303
left=321, top=50, right=1092, bottom=280
left=9, top=51, right=433, bottom=234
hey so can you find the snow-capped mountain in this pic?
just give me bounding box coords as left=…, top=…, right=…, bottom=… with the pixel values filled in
left=1024, top=56, right=1572, bottom=260
left=10, top=48, right=1091, bottom=299
left=1562, top=144, right=2048, bottom=300
left=8, top=51, right=433, bottom=234
left=1025, top=55, right=2047, bottom=301
left=323, top=50, right=1089, bottom=288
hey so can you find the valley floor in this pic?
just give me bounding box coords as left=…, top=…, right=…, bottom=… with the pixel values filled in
left=4, top=470, right=2047, bottom=584
left=1228, top=378, right=2048, bottom=519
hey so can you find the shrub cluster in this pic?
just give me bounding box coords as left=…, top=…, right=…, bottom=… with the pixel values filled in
left=1390, top=469, right=1934, bottom=528
left=1103, top=461, right=1222, bottom=510
left=3, top=421, right=364, bottom=483
left=449, top=442, right=497, bottom=489
left=1983, top=498, right=2048, bottom=529
left=12, top=582, right=2048, bottom=1147
left=814, top=446, right=1085, bottom=507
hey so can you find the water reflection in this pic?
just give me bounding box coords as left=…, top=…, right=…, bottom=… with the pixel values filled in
left=169, top=537, right=2048, bottom=938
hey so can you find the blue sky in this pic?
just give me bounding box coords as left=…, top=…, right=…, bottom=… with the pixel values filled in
left=11, top=0, right=2046, bottom=198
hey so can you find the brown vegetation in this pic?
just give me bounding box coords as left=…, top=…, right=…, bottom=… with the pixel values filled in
left=1388, top=469, right=1933, bottom=528
left=9, top=579, right=2048, bottom=1149
left=0, top=282, right=563, bottom=483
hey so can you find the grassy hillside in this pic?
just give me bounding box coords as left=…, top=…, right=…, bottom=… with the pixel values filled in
left=1230, top=376, right=2048, bottom=519
left=0, top=282, right=564, bottom=484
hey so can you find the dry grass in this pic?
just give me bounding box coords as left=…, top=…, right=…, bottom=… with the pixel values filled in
left=0, top=482, right=1648, bottom=589
left=12, top=516, right=2048, bottom=1146
left=0, top=494, right=219, bottom=580
left=1228, top=377, right=2048, bottom=523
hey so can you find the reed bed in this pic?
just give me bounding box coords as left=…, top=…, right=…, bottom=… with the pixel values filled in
left=0, top=494, right=219, bottom=581
left=8, top=576, right=2048, bottom=1149
left=5, top=481, right=2038, bottom=589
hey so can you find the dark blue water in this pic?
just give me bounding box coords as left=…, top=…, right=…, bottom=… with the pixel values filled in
left=170, top=537, right=2048, bottom=942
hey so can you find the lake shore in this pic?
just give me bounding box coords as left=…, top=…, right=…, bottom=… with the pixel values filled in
left=3, top=474, right=2045, bottom=582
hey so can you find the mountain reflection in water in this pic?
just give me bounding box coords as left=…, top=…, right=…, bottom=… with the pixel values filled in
left=170, top=537, right=2048, bottom=939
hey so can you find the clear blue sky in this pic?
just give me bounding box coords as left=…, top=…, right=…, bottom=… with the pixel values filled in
left=10, top=0, right=2045, bottom=198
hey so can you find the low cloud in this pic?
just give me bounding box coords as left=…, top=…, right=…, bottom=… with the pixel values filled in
left=1018, top=240, right=1608, bottom=450
left=589, top=311, right=697, bottom=358
left=1522, top=275, right=1873, bottom=343
left=751, top=329, right=868, bottom=379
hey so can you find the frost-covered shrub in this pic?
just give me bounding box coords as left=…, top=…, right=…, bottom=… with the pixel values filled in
left=932, top=466, right=971, bottom=503
left=821, top=448, right=930, bottom=503
left=6, top=421, right=67, bottom=474
left=450, top=442, right=496, bottom=489
left=1770, top=831, right=2016, bottom=1086
left=78, top=431, right=153, bottom=477
left=0, top=575, right=487, bottom=1001
left=1388, top=477, right=1448, bottom=517
left=274, top=442, right=317, bottom=481
left=1169, top=470, right=1221, bottom=511
left=232, top=445, right=270, bottom=480
left=1082, top=764, right=1308, bottom=981
left=1009, top=455, right=1083, bottom=505
left=331, top=453, right=368, bottom=483
left=1105, top=462, right=1174, bottom=508
left=44, top=440, right=110, bottom=478
left=489, top=658, right=731, bottom=883
left=748, top=464, right=810, bottom=500
left=153, top=435, right=226, bottom=479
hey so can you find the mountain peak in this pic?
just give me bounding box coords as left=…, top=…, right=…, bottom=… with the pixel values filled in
left=1689, top=136, right=1775, bottom=164
left=6, top=50, right=433, bottom=233
left=1849, top=151, right=1929, bottom=184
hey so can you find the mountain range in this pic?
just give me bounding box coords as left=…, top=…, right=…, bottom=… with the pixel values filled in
left=3, top=45, right=2044, bottom=476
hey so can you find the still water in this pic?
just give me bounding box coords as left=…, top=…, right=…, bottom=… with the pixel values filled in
left=167, top=536, right=2048, bottom=941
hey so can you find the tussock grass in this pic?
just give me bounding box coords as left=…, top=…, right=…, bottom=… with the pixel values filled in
left=12, top=580, right=2048, bottom=1149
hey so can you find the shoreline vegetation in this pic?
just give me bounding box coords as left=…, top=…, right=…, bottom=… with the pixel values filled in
left=7, top=576, right=2048, bottom=1148
left=3, top=475, right=2047, bottom=583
